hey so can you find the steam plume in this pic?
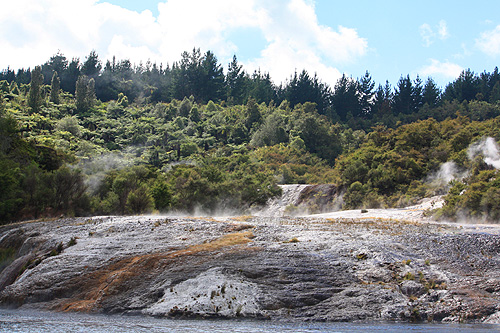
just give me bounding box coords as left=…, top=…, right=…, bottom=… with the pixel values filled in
left=77, top=152, right=135, bottom=194
left=467, top=137, right=500, bottom=169
left=433, top=161, right=459, bottom=184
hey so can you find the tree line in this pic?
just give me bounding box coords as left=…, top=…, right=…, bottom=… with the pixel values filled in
left=2, top=49, right=500, bottom=129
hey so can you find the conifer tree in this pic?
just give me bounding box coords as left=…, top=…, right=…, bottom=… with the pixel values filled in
left=332, top=74, right=360, bottom=120
left=50, top=71, right=60, bottom=104
left=75, top=75, right=87, bottom=113
left=411, top=75, right=424, bottom=112
left=245, top=97, right=262, bottom=130
left=489, top=81, right=500, bottom=104
left=422, top=78, right=441, bottom=107
left=87, top=78, right=96, bottom=109
left=358, top=71, right=375, bottom=116
left=28, top=66, right=44, bottom=113
left=75, top=75, right=95, bottom=113
left=81, top=50, right=101, bottom=79
left=392, top=75, right=413, bottom=115
left=226, top=55, right=247, bottom=104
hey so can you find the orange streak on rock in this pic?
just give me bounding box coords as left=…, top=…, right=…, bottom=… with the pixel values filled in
left=56, top=231, right=254, bottom=313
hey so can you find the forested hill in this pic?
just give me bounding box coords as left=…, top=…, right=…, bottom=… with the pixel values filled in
left=1, top=49, right=500, bottom=223
left=3, top=49, right=500, bottom=129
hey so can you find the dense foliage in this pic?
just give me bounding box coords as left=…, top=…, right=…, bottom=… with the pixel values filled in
left=0, top=76, right=343, bottom=221
left=335, top=116, right=500, bottom=213
left=3, top=49, right=500, bottom=129
left=2, top=49, right=500, bottom=223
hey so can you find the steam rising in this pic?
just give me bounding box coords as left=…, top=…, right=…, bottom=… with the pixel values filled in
left=423, top=137, right=491, bottom=196
left=432, top=161, right=460, bottom=184
left=424, top=161, right=464, bottom=197
left=427, top=137, right=500, bottom=190
left=467, top=137, right=500, bottom=169
left=77, top=152, right=135, bottom=194
left=70, top=137, right=500, bottom=217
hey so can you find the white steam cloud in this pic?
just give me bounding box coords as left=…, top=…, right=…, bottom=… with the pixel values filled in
left=427, top=137, right=500, bottom=190
left=430, top=161, right=460, bottom=184
left=77, top=152, right=135, bottom=194
left=467, top=137, right=500, bottom=169
left=425, top=161, right=465, bottom=196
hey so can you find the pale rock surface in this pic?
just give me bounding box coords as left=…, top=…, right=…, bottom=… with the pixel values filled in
left=1, top=188, right=500, bottom=324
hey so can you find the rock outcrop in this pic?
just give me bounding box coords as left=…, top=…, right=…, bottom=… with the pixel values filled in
left=0, top=215, right=500, bottom=323
left=255, top=184, right=341, bottom=216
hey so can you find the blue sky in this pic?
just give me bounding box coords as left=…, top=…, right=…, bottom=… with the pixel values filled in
left=1, top=0, right=500, bottom=89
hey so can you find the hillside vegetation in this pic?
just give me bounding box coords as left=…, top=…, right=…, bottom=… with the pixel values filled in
left=2, top=50, right=500, bottom=223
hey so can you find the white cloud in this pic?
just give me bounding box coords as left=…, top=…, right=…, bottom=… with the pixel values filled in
left=245, top=0, right=366, bottom=85
left=420, top=24, right=434, bottom=47
left=437, top=20, right=449, bottom=39
left=0, top=0, right=163, bottom=68
left=246, top=39, right=342, bottom=86
left=419, top=20, right=449, bottom=47
left=419, top=59, right=463, bottom=79
left=0, top=0, right=367, bottom=86
left=476, top=25, right=500, bottom=57
left=453, top=43, right=472, bottom=60
left=156, top=0, right=267, bottom=61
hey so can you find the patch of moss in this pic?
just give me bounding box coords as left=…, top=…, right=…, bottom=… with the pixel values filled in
left=0, top=247, right=16, bottom=272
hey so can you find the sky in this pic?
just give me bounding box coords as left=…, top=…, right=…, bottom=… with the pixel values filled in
left=1, top=0, right=500, bottom=89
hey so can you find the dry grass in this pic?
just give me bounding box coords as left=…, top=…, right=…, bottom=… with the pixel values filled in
left=73, top=218, right=101, bottom=226
left=187, top=217, right=223, bottom=223
left=225, top=223, right=254, bottom=232
left=284, top=237, right=300, bottom=243
left=193, top=231, right=254, bottom=251
left=230, top=215, right=254, bottom=222
left=322, top=217, right=429, bottom=233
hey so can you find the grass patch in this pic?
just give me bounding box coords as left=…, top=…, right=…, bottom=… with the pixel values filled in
left=356, top=253, right=368, bottom=260
left=225, top=224, right=254, bottom=232
left=0, top=247, right=17, bottom=272
left=284, top=237, right=300, bottom=243
left=190, top=231, right=255, bottom=252
left=230, top=215, right=253, bottom=222
left=67, top=237, right=78, bottom=247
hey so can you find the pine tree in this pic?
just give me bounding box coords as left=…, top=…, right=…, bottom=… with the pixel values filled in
left=283, top=70, right=332, bottom=117
left=50, top=71, right=60, bottom=104
left=81, top=50, right=102, bottom=79
left=422, top=78, right=441, bottom=107
left=373, top=81, right=393, bottom=116
left=62, top=58, right=80, bottom=94
left=392, top=75, right=413, bottom=115
left=490, top=81, right=500, bottom=104
left=358, top=71, right=375, bottom=116
left=332, top=74, right=360, bottom=121
left=226, top=55, right=247, bottom=104
left=200, top=50, right=225, bottom=103
left=444, top=69, right=479, bottom=102
left=412, top=75, right=424, bottom=112
left=42, top=52, right=68, bottom=85
left=248, top=70, right=276, bottom=105
left=28, top=66, right=44, bottom=113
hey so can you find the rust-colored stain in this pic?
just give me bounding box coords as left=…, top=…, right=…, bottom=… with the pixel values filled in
left=56, top=231, right=254, bottom=313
